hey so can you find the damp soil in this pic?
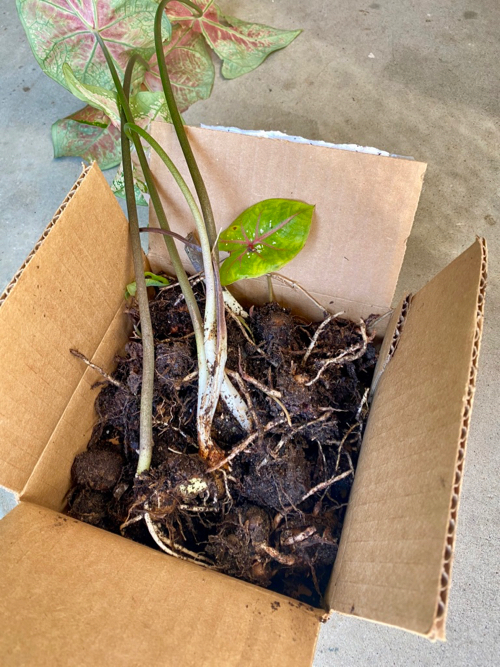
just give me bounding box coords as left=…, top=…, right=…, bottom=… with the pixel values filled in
left=67, top=279, right=378, bottom=607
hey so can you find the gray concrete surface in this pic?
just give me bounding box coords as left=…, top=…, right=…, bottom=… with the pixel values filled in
left=1, top=1, right=499, bottom=665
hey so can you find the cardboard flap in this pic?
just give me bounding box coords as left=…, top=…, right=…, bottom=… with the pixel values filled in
left=0, top=164, right=132, bottom=495
left=0, top=503, right=321, bottom=666
left=148, top=124, right=426, bottom=322
left=326, top=239, right=487, bottom=638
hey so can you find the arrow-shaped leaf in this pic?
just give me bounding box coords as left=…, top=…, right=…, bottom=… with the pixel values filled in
left=218, top=199, right=314, bottom=286
left=51, top=105, right=121, bottom=169
left=144, top=24, right=214, bottom=112
left=17, top=0, right=170, bottom=91
left=165, top=0, right=301, bottom=79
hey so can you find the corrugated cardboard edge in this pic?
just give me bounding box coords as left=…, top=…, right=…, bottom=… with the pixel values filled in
left=0, top=164, right=91, bottom=308
left=325, top=238, right=487, bottom=639
left=430, top=237, right=487, bottom=640
left=370, top=293, right=413, bottom=398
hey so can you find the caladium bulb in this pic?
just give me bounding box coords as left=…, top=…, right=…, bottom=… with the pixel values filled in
left=218, top=199, right=314, bottom=286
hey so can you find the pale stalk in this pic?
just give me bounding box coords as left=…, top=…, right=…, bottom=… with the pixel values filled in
left=125, top=124, right=250, bottom=432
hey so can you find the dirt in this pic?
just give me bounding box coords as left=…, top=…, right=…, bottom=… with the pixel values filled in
left=67, top=279, right=378, bottom=607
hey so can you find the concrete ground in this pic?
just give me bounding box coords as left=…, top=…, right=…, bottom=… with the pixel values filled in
left=1, top=1, right=499, bottom=665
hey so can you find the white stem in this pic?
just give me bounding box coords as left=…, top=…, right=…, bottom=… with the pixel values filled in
left=220, top=374, right=252, bottom=431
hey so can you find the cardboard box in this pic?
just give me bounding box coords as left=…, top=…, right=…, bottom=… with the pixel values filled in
left=0, top=127, right=486, bottom=665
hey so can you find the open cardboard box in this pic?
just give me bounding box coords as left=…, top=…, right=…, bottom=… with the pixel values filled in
left=0, top=125, right=486, bottom=666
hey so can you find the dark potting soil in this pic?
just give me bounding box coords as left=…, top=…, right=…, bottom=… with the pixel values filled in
left=67, top=279, right=378, bottom=607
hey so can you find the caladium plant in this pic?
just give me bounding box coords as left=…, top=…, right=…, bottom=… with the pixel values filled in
left=17, top=0, right=300, bottom=172
left=55, top=0, right=314, bottom=557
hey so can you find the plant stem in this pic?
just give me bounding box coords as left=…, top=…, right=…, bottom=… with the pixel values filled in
left=155, top=0, right=218, bottom=251
left=121, top=55, right=155, bottom=475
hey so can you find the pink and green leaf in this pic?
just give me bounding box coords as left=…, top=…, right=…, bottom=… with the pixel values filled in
left=16, top=0, right=170, bottom=91
left=165, top=0, right=301, bottom=79
left=51, top=105, right=121, bottom=169
left=144, top=24, right=214, bottom=111
left=218, top=199, right=314, bottom=286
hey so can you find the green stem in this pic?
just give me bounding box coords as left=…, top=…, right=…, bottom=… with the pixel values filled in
left=124, top=123, right=204, bottom=241
left=155, top=0, right=218, bottom=251
left=120, top=56, right=155, bottom=475
left=95, top=32, right=206, bottom=370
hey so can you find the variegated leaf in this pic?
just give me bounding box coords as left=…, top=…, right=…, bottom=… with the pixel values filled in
left=165, top=0, right=300, bottom=79
left=51, top=105, right=121, bottom=169
left=144, top=24, right=214, bottom=111
left=17, top=0, right=170, bottom=90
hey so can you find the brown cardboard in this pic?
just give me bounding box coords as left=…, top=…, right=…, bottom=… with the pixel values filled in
left=0, top=129, right=487, bottom=664
left=0, top=502, right=322, bottom=666
left=326, top=239, right=487, bottom=639
left=148, top=124, right=427, bottom=324
left=0, top=164, right=133, bottom=497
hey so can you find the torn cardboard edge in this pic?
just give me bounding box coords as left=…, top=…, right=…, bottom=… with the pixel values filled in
left=199, top=124, right=414, bottom=160
left=0, top=164, right=92, bottom=308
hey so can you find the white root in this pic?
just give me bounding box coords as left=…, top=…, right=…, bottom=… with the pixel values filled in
left=207, top=418, right=285, bottom=473
left=302, top=311, right=345, bottom=365
left=223, top=289, right=248, bottom=318
left=305, top=320, right=369, bottom=387
left=296, top=469, right=353, bottom=505
left=268, top=272, right=329, bottom=318
left=144, top=513, right=214, bottom=566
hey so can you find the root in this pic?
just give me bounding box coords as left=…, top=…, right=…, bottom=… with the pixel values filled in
left=207, top=418, right=285, bottom=472
left=268, top=272, right=329, bottom=318
left=258, top=544, right=296, bottom=566
left=144, top=513, right=214, bottom=566
left=305, top=320, right=369, bottom=386
left=296, top=469, right=353, bottom=505
left=273, top=411, right=334, bottom=455
left=302, top=312, right=344, bottom=364
left=70, top=349, right=125, bottom=389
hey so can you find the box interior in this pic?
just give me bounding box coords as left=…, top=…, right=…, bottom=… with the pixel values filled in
left=0, top=130, right=486, bottom=663
left=148, top=124, right=427, bottom=324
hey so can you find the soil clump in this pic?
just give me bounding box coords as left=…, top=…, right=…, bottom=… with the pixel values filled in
left=67, top=280, right=377, bottom=606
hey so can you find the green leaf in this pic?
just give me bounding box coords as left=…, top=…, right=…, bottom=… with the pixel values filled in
left=17, top=0, right=170, bottom=91
left=218, top=199, right=314, bottom=286
left=63, top=63, right=172, bottom=127
left=51, top=106, right=121, bottom=170
left=126, top=272, right=170, bottom=298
